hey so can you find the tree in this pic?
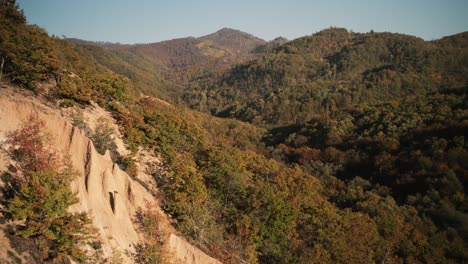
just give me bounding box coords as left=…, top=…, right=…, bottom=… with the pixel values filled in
left=91, top=117, right=116, bottom=155
left=8, top=166, right=93, bottom=262
left=0, top=0, right=26, bottom=24
left=3, top=114, right=95, bottom=262
left=5, top=114, right=59, bottom=182
left=0, top=56, right=4, bottom=81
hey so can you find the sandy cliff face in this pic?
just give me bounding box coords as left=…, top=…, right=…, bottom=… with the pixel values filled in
left=0, top=84, right=220, bottom=264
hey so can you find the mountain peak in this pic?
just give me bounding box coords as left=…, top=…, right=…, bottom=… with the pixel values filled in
left=199, top=28, right=267, bottom=54
left=216, top=27, right=240, bottom=34
left=272, top=36, right=288, bottom=44
left=204, top=27, right=263, bottom=41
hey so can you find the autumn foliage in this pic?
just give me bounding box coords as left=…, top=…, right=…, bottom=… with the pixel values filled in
left=5, top=114, right=59, bottom=177
left=1, top=1, right=467, bottom=263
left=2, top=114, right=94, bottom=262
left=133, top=203, right=172, bottom=263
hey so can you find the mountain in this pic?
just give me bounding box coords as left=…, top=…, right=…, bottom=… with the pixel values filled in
left=70, top=28, right=267, bottom=100
left=1, top=1, right=467, bottom=263
left=183, top=28, right=468, bottom=126
left=433, top=31, right=468, bottom=49
left=253, top=36, right=289, bottom=53
left=272, top=36, right=289, bottom=43
left=199, top=27, right=267, bottom=56
left=107, top=27, right=267, bottom=67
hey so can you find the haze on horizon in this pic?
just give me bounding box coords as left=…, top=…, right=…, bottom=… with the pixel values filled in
left=17, top=0, right=468, bottom=44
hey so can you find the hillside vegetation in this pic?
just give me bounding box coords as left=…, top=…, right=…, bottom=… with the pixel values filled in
left=186, top=28, right=467, bottom=126
left=1, top=1, right=467, bottom=263
left=70, top=27, right=267, bottom=102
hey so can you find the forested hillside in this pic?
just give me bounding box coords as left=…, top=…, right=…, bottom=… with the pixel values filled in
left=184, top=28, right=467, bottom=126
left=1, top=1, right=467, bottom=263
left=70, top=28, right=267, bottom=102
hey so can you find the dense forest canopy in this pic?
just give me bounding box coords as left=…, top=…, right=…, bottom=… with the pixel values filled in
left=1, top=1, right=467, bottom=263
left=185, top=28, right=468, bottom=127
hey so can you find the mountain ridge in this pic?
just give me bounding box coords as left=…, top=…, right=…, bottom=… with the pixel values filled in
left=69, top=27, right=270, bottom=100
left=182, top=28, right=468, bottom=126
left=69, top=27, right=265, bottom=46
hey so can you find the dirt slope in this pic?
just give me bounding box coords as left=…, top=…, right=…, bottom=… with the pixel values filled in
left=0, top=84, right=220, bottom=264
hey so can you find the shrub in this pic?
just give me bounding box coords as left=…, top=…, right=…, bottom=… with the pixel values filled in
left=91, top=117, right=116, bottom=155
left=132, top=203, right=172, bottom=263
left=2, top=114, right=96, bottom=262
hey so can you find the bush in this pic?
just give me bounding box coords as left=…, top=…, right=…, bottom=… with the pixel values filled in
left=91, top=117, right=116, bottom=155
left=2, top=114, right=96, bottom=262
left=132, top=203, right=172, bottom=263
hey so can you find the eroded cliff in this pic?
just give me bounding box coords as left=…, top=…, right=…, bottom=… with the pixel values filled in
left=0, top=84, right=220, bottom=264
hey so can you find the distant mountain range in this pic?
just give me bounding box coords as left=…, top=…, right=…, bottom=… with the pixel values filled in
left=70, top=28, right=274, bottom=64
left=69, top=28, right=285, bottom=99
left=70, top=28, right=467, bottom=123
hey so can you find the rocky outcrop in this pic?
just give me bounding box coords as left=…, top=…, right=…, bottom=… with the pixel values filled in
left=0, top=84, right=220, bottom=264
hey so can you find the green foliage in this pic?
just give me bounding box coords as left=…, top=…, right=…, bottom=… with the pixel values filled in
left=184, top=29, right=467, bottom=127
left=2, top=3, right=467, bottom=263
left=77, top=42, right=170, bottom=100
left=111, top=88, right=467, bottom=263
left=2, top=116, right=95, bottom=262
left=90, top=73, right=130, bottom=101
left=0, top=1, right=136, bottom=108
left=162, top=153, right=208, bottom=220
left=91, top=117, right=116, bottom=155
left=269, top=91, right=468, bottom=262
left=0, top=1, right=59, bottom=89
left=8, top=167, right=92, bottom=262
left=70, top=107, right=89, bottom=132
left=137, top=99, right=203, bottom=157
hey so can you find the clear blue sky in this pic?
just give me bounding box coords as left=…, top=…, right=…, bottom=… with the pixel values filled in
left=17, top=0, right=468, bottom=44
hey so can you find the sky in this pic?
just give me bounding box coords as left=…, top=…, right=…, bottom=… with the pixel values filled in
left=17, top=0, right=468, bottom=44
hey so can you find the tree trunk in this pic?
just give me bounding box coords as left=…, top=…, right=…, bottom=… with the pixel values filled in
left=0, top=57, right=4, bottom=81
